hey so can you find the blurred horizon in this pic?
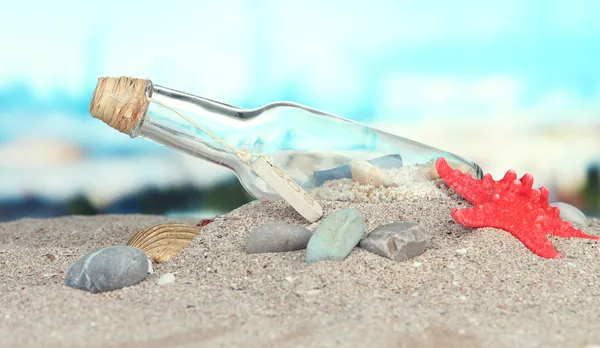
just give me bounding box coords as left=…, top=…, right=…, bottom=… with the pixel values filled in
left=1, top=0, right=600, bottom=221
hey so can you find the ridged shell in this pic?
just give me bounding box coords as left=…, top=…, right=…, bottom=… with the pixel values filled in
left=415, top=159, right=475, bottom=182
left=349, top=160, right=394, bottom=187
left=126, top=223, right=200, bottom=263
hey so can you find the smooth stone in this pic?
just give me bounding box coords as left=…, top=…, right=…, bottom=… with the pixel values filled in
left=359, top=222, right=430, bottom=261
left=313, top=154, right=403, bottom=185
left=550, top=202, right=587, bottom=227
left=157, top=273, right=175, bottom=285
left=65, top=246, right=150, bottom=293
left=306, top=208, right=365, bottom=263
left=245, top=222, right=313, bottom=254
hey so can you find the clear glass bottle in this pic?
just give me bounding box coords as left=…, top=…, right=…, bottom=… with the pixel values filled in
left=89, top=77, right=483, bottom=201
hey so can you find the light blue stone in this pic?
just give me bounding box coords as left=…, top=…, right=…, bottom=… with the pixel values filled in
left=306, top=208, right=365, bottom=263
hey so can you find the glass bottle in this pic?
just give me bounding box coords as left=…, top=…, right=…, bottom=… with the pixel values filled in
left=89, top=77, right=483, bottom=203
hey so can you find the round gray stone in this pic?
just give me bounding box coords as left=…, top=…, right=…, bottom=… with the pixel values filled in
left=306, top=208, right=365, bottom=263
left=245, top=222, right=313, bottom=254
left=65, top=246, right=150, bottom=293
left=550, top=202, right=587, bottom=227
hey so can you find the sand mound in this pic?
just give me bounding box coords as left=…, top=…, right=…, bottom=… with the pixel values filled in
left=1, top=198, right=599, bottom=348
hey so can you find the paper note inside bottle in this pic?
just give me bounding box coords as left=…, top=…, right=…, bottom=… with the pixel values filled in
left=250, top=156, right=323, bottom=222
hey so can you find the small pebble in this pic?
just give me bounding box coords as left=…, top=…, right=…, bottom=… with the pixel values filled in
left=65, top=246, right=150, bottom=293
left=245, top=222, right=313, bottom=254
left=550, top=202, right=587, bottom=227
left=359, top=222, right=430, bottom=261
left=147, top=259, right=154, bottom=275
left=456, top=248, right=468, bottom=255
left=306, top=289, right=322, bottom=296
left=306, top=208, right=365, bottom=263
left=157, top=273, right=175, bottom=285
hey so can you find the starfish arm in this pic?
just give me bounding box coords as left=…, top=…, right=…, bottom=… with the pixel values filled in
left=451, top=206, right=491, bottom=228
left=508, top=227, right=563, bottom=259
left=549, top=223, right=600, bottom=239
left=568, top=231, right=599, bottom=240
left=436, top=158, right=487, bottom=205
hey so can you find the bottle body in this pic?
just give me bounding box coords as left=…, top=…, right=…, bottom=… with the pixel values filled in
left=127, top=80, right=483, bottom=201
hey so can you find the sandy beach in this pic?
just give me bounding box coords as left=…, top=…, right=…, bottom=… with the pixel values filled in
left=1, top=198, right=599, bottom=348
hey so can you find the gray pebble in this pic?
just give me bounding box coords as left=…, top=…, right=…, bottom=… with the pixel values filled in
left=359, top=222, right=430, bottom=261
left=245, top=222, right=313, bottom=254
left=306, top=208, right=365, bottom=263
left=550, top=202, right=587, bottom=227
left=65, top=246, right=150, bottom=293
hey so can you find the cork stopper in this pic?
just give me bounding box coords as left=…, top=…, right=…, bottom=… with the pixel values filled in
left=89, top=77, right=150, bottom=134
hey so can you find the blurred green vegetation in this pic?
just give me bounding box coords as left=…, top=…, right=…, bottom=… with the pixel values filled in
left=0, top=179, right=254, bottom=222
left=2, top=167, right=599, bottom=222
left=582, top=165, right=600, bottom=214
left=100, top=178, right=255, bottom=216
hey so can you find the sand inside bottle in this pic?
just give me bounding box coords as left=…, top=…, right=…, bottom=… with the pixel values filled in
left=311, top=164, right=464, bottom=203
left=271, top=149, right=477, bottom=203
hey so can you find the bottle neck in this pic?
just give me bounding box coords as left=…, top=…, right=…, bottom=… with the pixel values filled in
left=129, top=82, right=260, bottom=172
left=128, top=81, right=286, bottom=200
left=132, top=83, right=253, bottom=137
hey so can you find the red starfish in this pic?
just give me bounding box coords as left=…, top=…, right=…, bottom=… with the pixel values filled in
left=435, top=157, right=598, bottom=258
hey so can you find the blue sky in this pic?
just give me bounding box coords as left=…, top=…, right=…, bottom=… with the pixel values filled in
left=0, top=0, right=599, bottom=134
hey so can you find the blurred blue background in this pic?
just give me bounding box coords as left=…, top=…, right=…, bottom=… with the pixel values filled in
left=1, top=0, right=600, bottom=222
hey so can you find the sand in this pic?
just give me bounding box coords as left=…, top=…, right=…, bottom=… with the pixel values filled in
left=1, top=198, right=599, bottom=348
left=312, top=166, right=463, bottom=203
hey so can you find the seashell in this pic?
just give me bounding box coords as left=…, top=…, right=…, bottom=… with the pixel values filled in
left=415, top=159, right=474, bottom=182
left=415, top=162, right=440, bottom=182
left=349, top=160, right=394, bottom=187
left=126, top=223, right=201, bottom=263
